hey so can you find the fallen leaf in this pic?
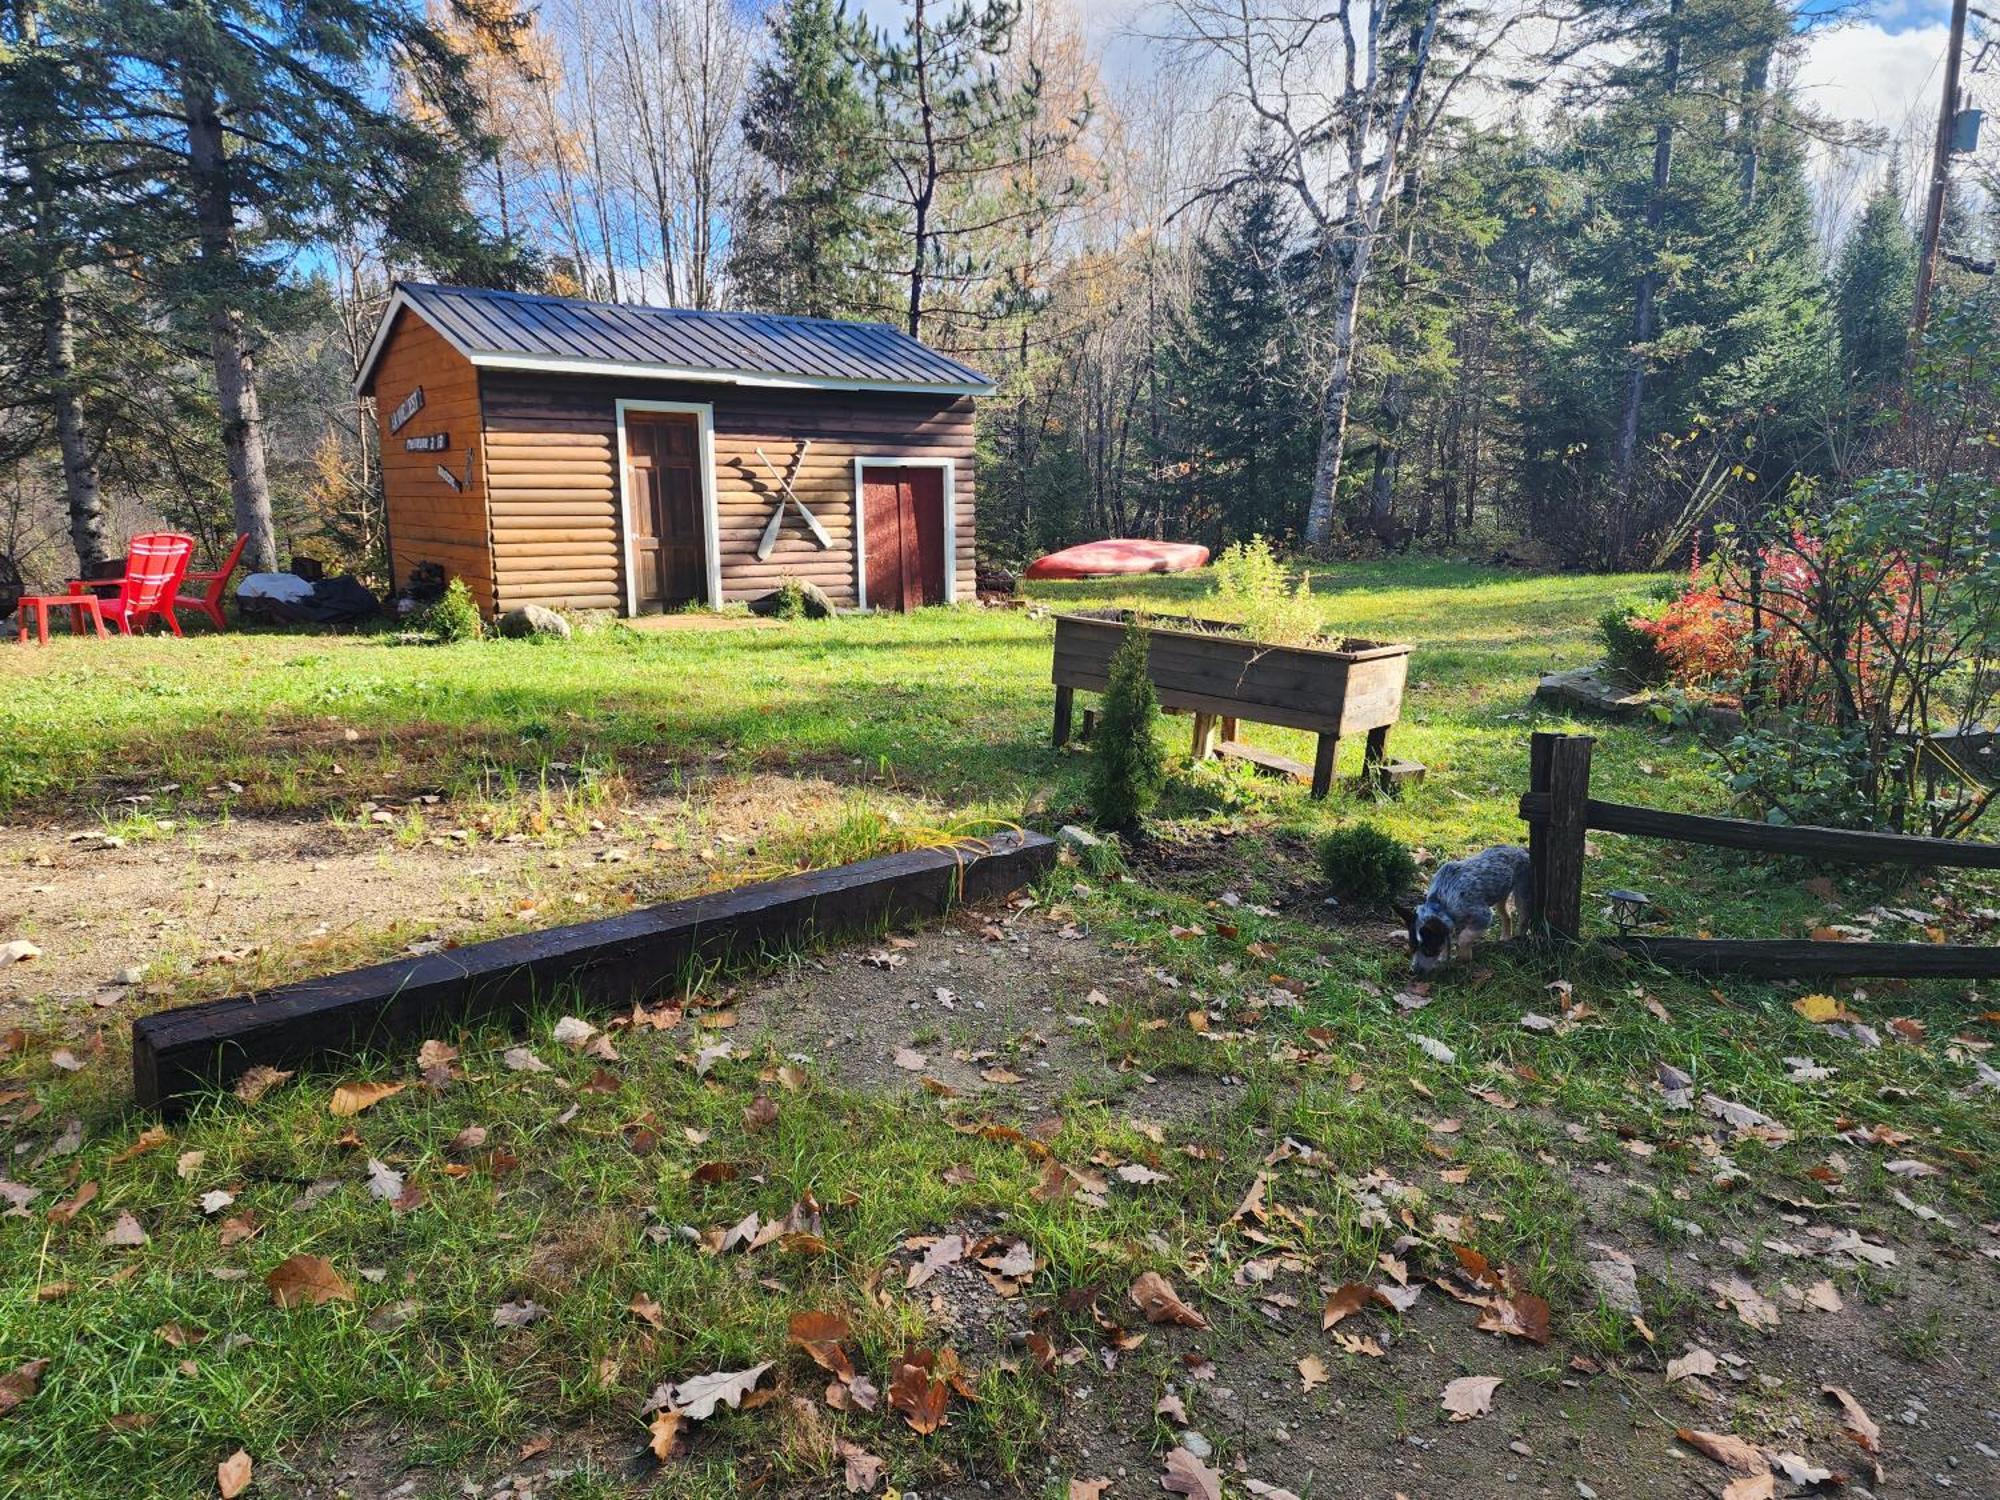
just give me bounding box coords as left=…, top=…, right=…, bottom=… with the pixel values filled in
left=1161, top=1445, right=1223, bottom=1500
left=1722, top=1475, right=1775, bottom=1500
left=646, top=1409, right=682, bottom=1461
left=363, top=1159, right=404, bottom=1202
left=1296, top=1353, right=1328, bottom=1392
left=502, top=1047, right=550, bottom=1074
left=0, top=1358, right=50, bottom=1416
left=887, top=1350, right=950, bottom=1434
left=1441, top=1375, right=1500, bottom=1421
left=1476, top=1291, right=1551, bottom=1344
left=108, top=1127, right=170, bottom=1165
left=1666, top=1347, right=1718, bottom=1382
left=1069, top=1481, right=1112, bottom=1500
left=1677, top=1428, right=1770, bottom=1475
left=0, top=939, right=39, bottom=967
left=1129, top=1270, right=1208, bottom=1329
left=742, top=1095, right=779, bottom=1132
left=47, top=1181, right=98, bottom=1224
left=892, top=1047, right=928, bottom=1071
left=491, top=1300, right=547, bottom=1328
left=103, top=1211, right=148, bottom=1248
left=328, top=1080, right=403, bottom=1117
left=1322, top=1282, right=1372, bottom=1328
left=265, top=1255, right=353, bottom=1308
left=233, top=1066, right=293, bottom=1104
left=1793, top=994, right=1854, bottom=1023
left=907, top=1234, right=965, bottom=1289
left=1709, top=1276, right=1780, bottom=1331
left=1823, top=1384, right=1880, bottom=1453
left=217, top=1449, right=252, bottom=1498
left=667, top=1362, right=772, bottom=1421
left=629, top=1292, right=665, bottom=1330
left=838, top=1438, right=884, bottom=1493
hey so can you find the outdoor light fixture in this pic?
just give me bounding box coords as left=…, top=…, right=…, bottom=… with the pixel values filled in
left=1606, top=889, right=1651, bottom=933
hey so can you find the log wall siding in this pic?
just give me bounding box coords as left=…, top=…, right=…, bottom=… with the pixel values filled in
left=477, top=371, right=976, bottom=612
left=366, top=311, right=494, bottom=613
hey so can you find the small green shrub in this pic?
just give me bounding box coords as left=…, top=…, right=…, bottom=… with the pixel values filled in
left=771, top=578, right=808, bottom=621
left=419, top=577, right=484, bottom=643
left=1089, top=623, right=1166, bottom=830
left=1210, top=535, right=1323, bottom=645
left=1317, top=822, right=1418, bottom=903
left=1597, top=604, right=1668, bottom=686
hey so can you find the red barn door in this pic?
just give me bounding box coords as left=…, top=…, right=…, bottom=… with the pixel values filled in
left=861, top=465, right=947, bottom=611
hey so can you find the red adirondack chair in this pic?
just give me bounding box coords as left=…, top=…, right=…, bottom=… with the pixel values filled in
left=174, top=531, right=249, bottom=631
left=67, top=532, right=196, bottom=636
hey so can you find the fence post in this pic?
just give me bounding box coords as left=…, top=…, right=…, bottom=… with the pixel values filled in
left=1526, top=732, right=1593, bottom=942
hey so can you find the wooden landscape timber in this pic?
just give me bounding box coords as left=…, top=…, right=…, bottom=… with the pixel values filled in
left=1520, top=731, right=2000, bottom=978
left=132, top=830, right=1056, bottom=1114
left=1051, top=609, right=1414, bottom=798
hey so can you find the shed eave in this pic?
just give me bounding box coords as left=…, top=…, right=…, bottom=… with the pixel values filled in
left=466, top=350, right=996, bottom=398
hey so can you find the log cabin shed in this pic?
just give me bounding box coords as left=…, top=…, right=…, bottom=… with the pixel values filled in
left=354, top=282, right=996, bottom=618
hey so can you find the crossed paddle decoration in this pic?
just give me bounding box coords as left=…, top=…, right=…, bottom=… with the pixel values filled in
left=754, top=440, right=833, bottom=561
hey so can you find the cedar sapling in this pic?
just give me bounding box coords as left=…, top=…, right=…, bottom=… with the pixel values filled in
left=1090, top=623, right=1166, bottom=830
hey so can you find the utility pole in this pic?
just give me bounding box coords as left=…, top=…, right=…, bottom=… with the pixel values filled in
left=1909, top=0, right=1972, bottom=368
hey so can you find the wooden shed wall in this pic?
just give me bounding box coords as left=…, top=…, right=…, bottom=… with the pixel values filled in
left=477, top=371, right=976, bottom=612
left=367, top=311, right=493, bottom=613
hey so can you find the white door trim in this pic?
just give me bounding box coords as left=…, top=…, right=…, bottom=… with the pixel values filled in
left=850, top=456, right=957, bottom=610
left=615, top=399, right=721, bottom=616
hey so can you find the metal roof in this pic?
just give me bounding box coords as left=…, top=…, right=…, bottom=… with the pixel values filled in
left=356, top=282, right=995, bottom=398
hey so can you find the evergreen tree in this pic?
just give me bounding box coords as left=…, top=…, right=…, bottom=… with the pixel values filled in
left=1835, top=177, right=1915, bottom=398
left=82, top=0, right=523, bottom=571
left=729, top=0, right=891, bottom=320
left=1089, top=623, right=1164, bottom=831
left=1160, top=165, right=1315, bottom=543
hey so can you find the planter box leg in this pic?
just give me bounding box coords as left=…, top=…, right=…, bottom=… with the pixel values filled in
left=1311, top=734, right=1339, bottom=799
left=1080, top=708, right=1096, bottom=743
left=1053, top=685, right=1075, bottom=748
left=1221, top=716, right=1239, bottom=742
left=1363, top=725, right=1390, bottom=788
left=1191, top=712, right=1219, bottom=761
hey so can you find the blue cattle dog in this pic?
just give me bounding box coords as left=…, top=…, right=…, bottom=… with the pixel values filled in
left=1393, top=845, right=1534, bottom=976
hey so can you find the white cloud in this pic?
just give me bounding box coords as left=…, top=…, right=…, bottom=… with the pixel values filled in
left=1794, top=22, right=1946, bottom=143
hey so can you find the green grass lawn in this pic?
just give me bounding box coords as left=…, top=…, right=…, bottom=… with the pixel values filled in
left=4, top=560, right=1996, bottom=1499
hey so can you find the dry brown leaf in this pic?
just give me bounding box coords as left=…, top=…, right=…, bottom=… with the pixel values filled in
left=1321, top=1282, right=1373, bottom=1329
left=0, top=1358, right=50, bottom=1416
left=742, top=1095, right=779, bottom=1132
left=1822, top=1385, right=1881, bottom=1453
left=1722, top=1475, right=1776, bottom=1500
left=647, top=1409, right=683, bottom=1461
left=1161, top=1445, right=1223, bottom=1500
left=887, top=1350, right=950, bottom=1434
left=1129, top=1270, right=1209, bottom=1329
left=46, top=1181, right=98, bottom=1224
left=1296, top=1353, right=1328, bottom=1392
left=328, top=1080, right=403, bottom=1118
left=1665, top=1347, right=1718, bottom=1383
left=1676, top=1428, right=1771, bottom=1475
left=217, top=1448, right=252, bottom=1498
left=108, top=1127, right=170, bottom=1165
left=1476, top=1290, right=1552, bottom=1344
left=1442, top=1375, right=1500, bottom=1421
left=233, top=1066, right=293, bottom=1104
left=265, top=1254, right=353, bottom=1309
left=837, top=1438, right=884, bottom=1494
left=628, top=1292, right=665, bottom=1330
left=906, top=1234, right=965, bottom=1289
left=1069, top=1481, right=1112, bottom=1500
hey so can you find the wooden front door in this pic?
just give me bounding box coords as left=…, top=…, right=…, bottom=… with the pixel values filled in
left=861, top=465, right=947, bottom=612
left=625, top=413, right=705, bottom=611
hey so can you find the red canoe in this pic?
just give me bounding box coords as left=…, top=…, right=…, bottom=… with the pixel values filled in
left=1024, top=539, right=1211, bottom=580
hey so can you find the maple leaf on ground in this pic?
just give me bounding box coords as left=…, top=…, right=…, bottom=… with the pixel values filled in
left=1129, top=1270, right=1209, bottom=1329
left=1476, top=1290, right=1551, bottom=1344
left=1823, top=1385, right=1881, bottom=1453
left=1665, top=1347, right=1718, bottom=1383
left=266, top=1255, right=353, bottom=1308
left=1677, top=1428, right=1770, bottom=1475
left=887, top=1350, right=951, bottom=1434
left=907, top=1234, right=965, bottom=1289
left=1069, top=1480, right=1112, bottom=1500
left=1322, top=1282, right=1373, bottom=1329
left=837, top=1438, right=885, bottom=1493
left=1161, top=1445, right=1224, bottom=1500
left=217, top=1449, right=252, bottom=1498
left=0, top=1358, right=50, bottom=1416
left=1442, top=1375, right=1500, bottom=1421
left=328, top=1080, right=403, bottom=1118
left=667, top=1362, right=773, bottom=1421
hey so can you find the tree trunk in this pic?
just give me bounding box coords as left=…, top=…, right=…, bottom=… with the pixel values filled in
left=1610, top=0, right=1684, bottom=566
left=43, top=269, right=108, bottom=573
left=1303, top=251, right=1368, bottom=543
left=182, top=66, right=278, bottom=571
left=1369, top=140, right=1424, bottom=522
left=1736, top=42, right=1772, bottom=209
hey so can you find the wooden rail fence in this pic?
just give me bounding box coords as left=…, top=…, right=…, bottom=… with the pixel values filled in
left=1520, top=731, right=2000, bottom=978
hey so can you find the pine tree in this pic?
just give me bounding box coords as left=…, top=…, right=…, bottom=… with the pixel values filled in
left=729, top=0, right=891, bottom=320
left=1834, top=177, right=1915, bottom=399
left=83, top=0, right=522, bottom=571
left=1089, top=623, right=1165, bottom=831
left=1160, top=165, right=1315, bottom=542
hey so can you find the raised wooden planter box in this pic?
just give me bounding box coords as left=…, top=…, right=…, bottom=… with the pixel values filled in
left=1050, top=609, right=1414, bottom=798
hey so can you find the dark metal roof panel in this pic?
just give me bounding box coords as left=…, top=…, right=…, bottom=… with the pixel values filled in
left=399, top=282, right=991, bottom=390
